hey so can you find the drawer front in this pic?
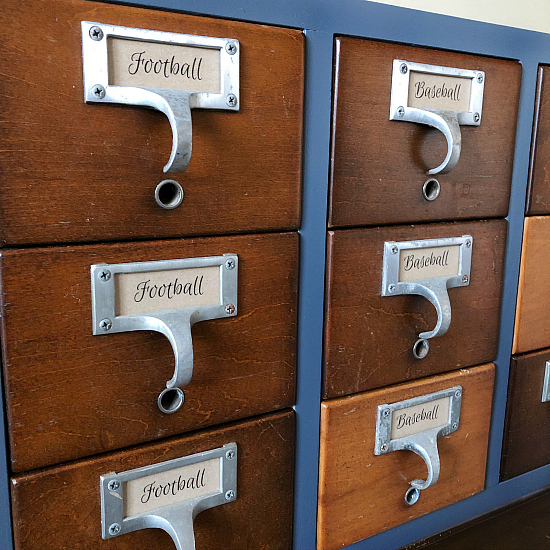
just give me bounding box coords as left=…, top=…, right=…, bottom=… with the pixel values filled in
left=329, top=37, right=520, bottom=228
left=1, top=232, right=298, bottom=472
left=324, top=220, right=506, bottom=398
left=11, top=410, right=294, bottom=550
left=514, top=216, right=550, bottom=353
left=0, top=0, right=303, bottom=245
left=317, top=364, right=494, bottom=550
left=501, top=349, right=550, bottom=480
left=527, top=66, right=550, bottom=215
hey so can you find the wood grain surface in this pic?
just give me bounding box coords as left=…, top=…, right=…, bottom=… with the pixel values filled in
left=526, top=66, right=550, bottom=215
left=501, top=349, right=550, bottom=480
left=324, top=220, right=506, bottom=398
left=329, top=37, right=520, bottom=228
left=0, top=0, right=303, bottom=245
left=401, top=487, right=550, bottom=550
left=0, top=232, right=298, bottom=472
left=11, top=410, right=295, bottom=550
left=317, top=364, right=495, bottom=550
left=513, top=216, right=550, bottom=353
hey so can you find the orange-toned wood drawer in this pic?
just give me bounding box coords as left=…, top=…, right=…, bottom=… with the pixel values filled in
left=0, top=0, right=303, bottom=246
left=0, top=232, right=297, bottom=472
left=514, top=216, right=550, bottom=353
left=501, top=349, right=550, bottom=480
left=527, top=66, right=550, bottom=215
left=317, top=364, right=494, bottom=550
left=324, top=220, right=506, bottom=398
left=329, top=37, right=520, bottom=228
left=10, top=409, right=294, bottom=550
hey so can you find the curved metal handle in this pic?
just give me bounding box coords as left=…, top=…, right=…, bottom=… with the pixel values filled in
left=408, top=109, right=461, bottom=175
left=152, top=507, right=196, bottom=550
left=406, top=432, right=441, bottom=491
left=414, top=279, right=452, bottom=340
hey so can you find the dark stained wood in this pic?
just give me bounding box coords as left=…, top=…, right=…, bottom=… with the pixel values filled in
left=0, top=0, right=303, bottom=246
left=513, top=216, right=550, bottom=354
left=0, top=232, right=298, bottom=472
left=527, top=66, right=550, bottom=215
left=501, top=349, right=550, bottom=480
left=11, top=410, right=295, bottom=550
left=329, top=37, right=520, bottom=228
left=317, top=364, right=494, bottom=550
left=324, top=220, right=506, bottom=398
left=401, top=487, right=550, bottom=550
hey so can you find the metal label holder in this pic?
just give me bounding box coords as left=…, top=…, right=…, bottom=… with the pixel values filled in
left=390, top=60, right=484, bottom=175
left=543, top=361, right=550, bottom=402
left=81, top=21, right=239, bottom=173
left=101, top=443, right=237, bottom=549
left=381, top=235, right=472, bottom=358
left=91, top=254, right=238, bottom=413
left=374, top=387, right=462, bottom=505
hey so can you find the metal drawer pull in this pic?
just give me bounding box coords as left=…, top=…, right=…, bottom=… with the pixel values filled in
left=375, top=387, right=462, bottom=505
left=390, top=60, right=484, bottom=175
left=82, top=22, right=239, bottom=173
left=91, top=254, right=238, bottom=413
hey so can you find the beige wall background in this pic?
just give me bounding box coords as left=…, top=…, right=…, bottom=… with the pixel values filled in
left=370, top=0, right=550, bottom=34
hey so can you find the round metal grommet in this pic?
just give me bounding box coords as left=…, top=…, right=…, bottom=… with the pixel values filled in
left=412, top=338, right=430, bottom=360
left=405, top=487, right=420, bottom=506
left=155, top=180, right=184, bottom=209
left=422, top=178, right=441, bottom=201
left=158, top=387, right=185, bottom=414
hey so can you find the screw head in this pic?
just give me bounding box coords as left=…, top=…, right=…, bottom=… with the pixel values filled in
left=225, top=450, right=235, bottom=460
left=473, top=112, right=480, bottom=123
left=397, top=106, right=405, bottom=117
left=98, top=269, right=111, bottom=282
left=476, top=72, right=484, bottom=83
left=89, top=26, right=104, bottom=41
left=225, top=258, right=235, bottom=270
left=226, top=94, right=237, bottom=107
left=108, top=480, right=120, bottom=491
left=455, top=389, right=462, bottom=398
left=92, top=84, right=106, bottom=99
left=381, top=443, right=388, bottom=452
left=462, top=275, right=469, bottom=284
left=99, top=318, right=112, bottom=331
left=466, top=239, right=472, bottom=248
left=109, top=523, right=121, bottom=536
left=391, top=245, right=398, bottom=255
left=225, top=304, right=236, bottom=315
left=388, top=284, right=396, bottom=293
left=400, top=63, right=408, bottom=74
left=383, top=408, right=390, bottom=418
left=452, top=422, right=459, bottom=430
left=225, top=42, right=237, bottom=55
left=225, top=490, right=235, bottom=501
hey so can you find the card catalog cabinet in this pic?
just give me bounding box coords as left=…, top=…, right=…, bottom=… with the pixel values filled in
left=318, top=364, right=494, bottom=550
left=324, top=220, right=505, bottom=398
left=0, top=232, right=298, bottom=472
left=329, top=37, right=520, bottom=228
left=10, top=410, right=295, bottom=550
left=0, top=0, right=304, bottom=245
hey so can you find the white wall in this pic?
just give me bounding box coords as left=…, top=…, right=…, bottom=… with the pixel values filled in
left=370, top=0, right=550, bottom=34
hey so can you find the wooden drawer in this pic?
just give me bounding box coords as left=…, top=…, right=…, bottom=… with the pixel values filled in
left=324, top=220, right=506, bottom=398
left=11, top=410, right=294, bottom=550
left=0, top=232, right=297, bottom=472
left=0, top=0, right=303, bottom=246
left=317, top=364, right=494, bottom=550
left=514, top=216, right=550, bottom=353
left=329, top=37, right=520, bottom=228
left=527, top=66, right=550, bottom=215
left=501, top=349, right=550, bottom=480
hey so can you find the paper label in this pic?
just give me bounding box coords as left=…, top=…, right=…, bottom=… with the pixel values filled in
left=408, top=71, right=472, bottom=112
left=390, top=396, right=450, bottom=439
left=123, top=457, right=221, bottom=517
left=108, top=37, right=221, bottom=93
left=115, top=265, right=221, bottom=316
left=398, top=245, right=460, bottom=282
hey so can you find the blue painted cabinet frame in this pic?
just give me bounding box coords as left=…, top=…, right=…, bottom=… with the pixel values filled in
left=1, top=1, right=550, bottom=549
